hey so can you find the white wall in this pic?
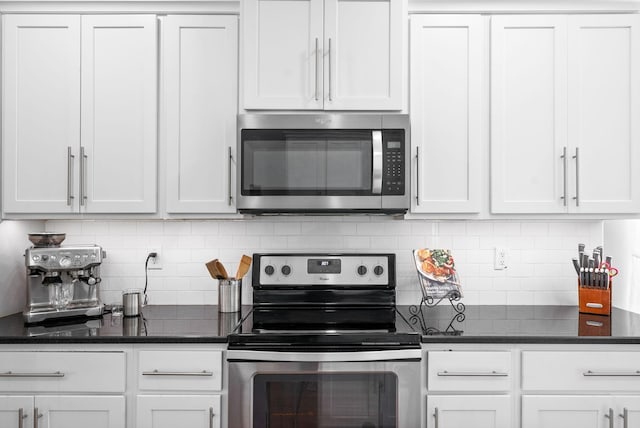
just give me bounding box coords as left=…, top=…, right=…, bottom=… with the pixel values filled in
left=603, top=220, right=640, bottom=313
left=0, top=220, right=45, bottom=317
left=45, top=218, right=602, bottom=308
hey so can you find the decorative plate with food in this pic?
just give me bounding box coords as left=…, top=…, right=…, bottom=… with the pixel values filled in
left=414, top=248, right=456, bottom=283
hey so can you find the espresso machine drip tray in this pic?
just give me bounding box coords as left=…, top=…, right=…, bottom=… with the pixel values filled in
left=23, top=243, right=106, bottom=325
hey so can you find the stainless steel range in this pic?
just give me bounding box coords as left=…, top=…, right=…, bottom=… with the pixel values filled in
left=228, top=253, right=421, bottom=428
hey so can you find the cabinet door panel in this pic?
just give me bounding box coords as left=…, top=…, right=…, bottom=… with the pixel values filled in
left=81, top=15, right=157, bottom=213
left=324, top=0, right=402, bottom=110
left=243, top=0, right=324, bottom=109
left=137, top=395, right=221, bottom=428
left=164, top=15, right=238, bottom=213
left=427, top=395, right=511, bottom=428
left=0, top=396, right=33, bottom=428
left=491, top=15, right=568, bottom=213
left=522, top=395, right=610, bottom=428
left=410, top=15, right=481, bottom=213
left=37, top=395, right=125, bottom=428
left=568, top=14, right=640, bottom=213
left=2, top=15, right=80, bottom=213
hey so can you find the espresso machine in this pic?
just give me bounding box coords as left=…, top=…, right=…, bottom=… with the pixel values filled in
left=24, top=233, right=106, bottom=324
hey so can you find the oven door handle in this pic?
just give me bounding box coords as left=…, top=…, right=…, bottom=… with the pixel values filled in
left=371, top=130, right=383, bottom=195
left=227, top=349, right=421, bottom=363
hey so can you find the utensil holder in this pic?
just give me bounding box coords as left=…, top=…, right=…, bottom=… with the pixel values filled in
left=123, top=289, right=143, bottom=317
left=578, top=280, right=611, bottom=316
left=218, top=279, right=241, bottom=313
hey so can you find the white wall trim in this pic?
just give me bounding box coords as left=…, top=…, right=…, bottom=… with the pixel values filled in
left=409, top=0, right=640, bottom=14
left=0, top=1, right=239, bottom=14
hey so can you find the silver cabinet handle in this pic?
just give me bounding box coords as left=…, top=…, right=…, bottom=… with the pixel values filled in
left=209, top=407, right=215, bottom=428
left=80, top=146, right=87, bottom=206
left=605, top=408, right=614, bottom=428
left=142, top=369, right=213, bottom=376
left=67, top=147, right=75, bottom=206
left=34, top=408, right=42, bottom=428
left=434, top=406, right=439, bottom=428
left=619, top=408, right=628, bottom=428
left=561, top=146, right=568, bottom=206
left=371, top=131, right=383, bottom=195
left=572, top=147, right=580, bottom=206
left=415, top=146, right=420, bottom=206
left=437, top=370, right=508, bottom=377
left=18, top=408, right=26, bottom=428
left=328, top=38, right=332, bottom=101
left=0, top=371, right=64, bottom=378
left=315, top=37, right=319, bottom=101
left=583, top=370, right=640, bottom=376
left=228, top=146, right=233, bottom=206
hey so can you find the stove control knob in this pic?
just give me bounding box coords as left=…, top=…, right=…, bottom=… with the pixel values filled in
left=357, top=265, right=368, bottom=276
left=374, top=265, right=384, bottom=276
left=264, top=265, right=275, bottom=276
left=281, top=265, right=292, bottom=276
left=59, top=256, right=71, bottom=268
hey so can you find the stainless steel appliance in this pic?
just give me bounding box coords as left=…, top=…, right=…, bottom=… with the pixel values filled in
left=24, top=234, right=105, bottom=324
left=237, top=114, right=410, bottom=214
left=228, top=253, right=421, bottom=428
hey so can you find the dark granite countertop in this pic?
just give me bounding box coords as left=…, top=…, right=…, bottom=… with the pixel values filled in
left=0, top=305, right=639, bottom=344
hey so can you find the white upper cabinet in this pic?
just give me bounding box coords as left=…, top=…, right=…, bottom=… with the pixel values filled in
left=163, top=15, right=238, bottom=214
left=242, top=0, right=403, bottom=110
left=2, top=14, right=157, bottom=215
left=81, top=15, right=157, bottom=213
left=491, top=14, right=640, bottom=214
left=410, top=14, right=482, bottom=213
left=568, top=14, right=640, bottom=213
left=2, top=15, right=81, bottom=214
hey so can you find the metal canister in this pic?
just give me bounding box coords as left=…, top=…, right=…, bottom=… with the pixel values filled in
left=218, top=279, right=241, bottom=313
left=123, top=289, right=143, bottom=317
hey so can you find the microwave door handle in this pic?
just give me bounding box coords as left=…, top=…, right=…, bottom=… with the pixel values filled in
left=372, top=131, right=383, bottom=194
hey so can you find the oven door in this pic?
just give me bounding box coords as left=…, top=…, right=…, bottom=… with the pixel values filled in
left=227, top=349, right=421, bottom=428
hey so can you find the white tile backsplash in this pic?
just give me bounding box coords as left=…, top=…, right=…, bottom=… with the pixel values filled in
left=43, top=218, right=603, bottom=307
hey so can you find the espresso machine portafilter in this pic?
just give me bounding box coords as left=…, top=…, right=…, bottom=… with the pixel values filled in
left=24, top=233, right=106, bottom=324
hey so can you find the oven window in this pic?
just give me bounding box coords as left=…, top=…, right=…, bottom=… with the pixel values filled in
left=241, top=130, right=373, bottom=196
left=253, top=372, right=398, bottom=428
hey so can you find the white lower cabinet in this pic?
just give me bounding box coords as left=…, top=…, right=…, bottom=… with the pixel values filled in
left=137, top=395, right=221, bottom=428
left=427, top=395, right=511, bottom=428
left=0, top=395, right=125, bottom=428
left=522, top=395, right=640, bottom=428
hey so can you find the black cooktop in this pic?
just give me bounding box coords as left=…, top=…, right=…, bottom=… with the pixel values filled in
left=227, top=306, right=421, bottom=351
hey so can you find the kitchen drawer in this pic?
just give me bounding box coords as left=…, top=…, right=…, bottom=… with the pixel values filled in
left=138, top=350, right=222, bottom=391
left=427, top=351, right=512, bottom=391
left=0, top=351, right=125, bottom=392
left=522, top=351, right=640, bottom=391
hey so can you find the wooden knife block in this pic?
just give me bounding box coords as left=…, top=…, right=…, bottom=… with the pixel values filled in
left=578, top=313, right=611, bottom=336
left=578, top=280, right=612, bottom=316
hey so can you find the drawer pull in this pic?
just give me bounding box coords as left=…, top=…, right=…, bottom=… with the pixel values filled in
left=437, top=370, right=508, bottom=377
left=142, top=369, right=213, bottom=377
left=605, top=408, right=614, bottom=428
left=620, top=408, right=628, bottom=428
left=0, top=371, right=64, bottom=378
left=586, top=302, right=603, bottom=309
left=18, top=408, right=26, bottom=428
left=209, top=407, right=215, bottom=428
left=583, top=370, right=640, bottom=377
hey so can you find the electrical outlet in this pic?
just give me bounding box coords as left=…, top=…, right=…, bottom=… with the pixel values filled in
left=494, top=247, right=508, bottom=270
left=148, top=248, right=162, bottom=270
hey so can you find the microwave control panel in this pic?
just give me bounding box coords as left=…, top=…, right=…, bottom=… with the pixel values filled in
left=382, top=130, right=405, bottom=195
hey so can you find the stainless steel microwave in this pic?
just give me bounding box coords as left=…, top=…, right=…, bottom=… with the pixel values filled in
left=237, top=114, right=410, bottom=214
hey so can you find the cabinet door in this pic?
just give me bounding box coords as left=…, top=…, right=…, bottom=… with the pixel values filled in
left=567, top=14, right=640, bottom=213
left=616, top=396, right=640, bottom=427
left=36, top=395, right=125, bottom=428
left=427, top=395, right=511, bottom=428
left=80, top=15, right=157, bottom=213
left=410, top=15, right=482, bottom=213
left=164, top=15, right=238, bottom=213
left=0, top=396, right=33, bottom=428
left=522, top=395, right=611, bottom=428
left=2, top=15, right=80, bottom=214
left=137, top=395, right=221, bottom=428
left=324, top=0, right=403, bottom=110
left=242, top=0, right=324, bottom=109
left=491, top=16, right=568, bottom=213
